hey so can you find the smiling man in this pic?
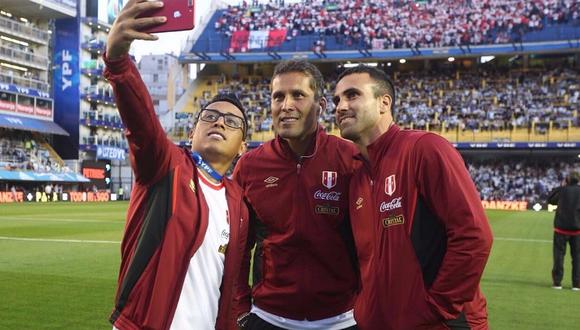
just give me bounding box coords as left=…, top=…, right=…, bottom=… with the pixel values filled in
left=103, top=1, right=249, bottom=329
left=233, top=60, right=361, bottom=330
left=333, top=65, right=493, bottom=330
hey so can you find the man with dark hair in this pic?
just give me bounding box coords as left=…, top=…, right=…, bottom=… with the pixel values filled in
left=193, top=93, right=249, bottom=138
left=333, top=65, right=493, bottom=330
left=234, top=60, right=360, bottom=329
left=335, top=65, right=396, bottom=121
left=104, top=1, right=249, bottom=329
left=547, top=171, right=580, bottom=291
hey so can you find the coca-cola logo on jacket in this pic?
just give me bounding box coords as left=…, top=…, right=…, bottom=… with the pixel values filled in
left=314, top=190, right=342, bottom=201
left=380, top=197, right=402, bottom=212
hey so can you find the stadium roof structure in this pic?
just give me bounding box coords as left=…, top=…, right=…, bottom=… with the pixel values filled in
left=0, top=114, right=69, bottom=136
left=0, top=170, right=90, bottom=182
left=2, top=0, right=76, bottom=19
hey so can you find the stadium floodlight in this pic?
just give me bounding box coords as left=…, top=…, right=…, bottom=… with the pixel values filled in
left=448, top=57, right=455, bottom=62
left=387, top=62, right=392, bottom=67
left=1, top=62, right=28, bottom=72
left=0, top=11, right=12, bottom=18
left=577, top=154, right=580, bottom=158
left=399, top=59, right=407, bottom=64
left=480, top=56, right=495, bottom=64
left=19, top=17, right=28, bottom=23
left=1, top=35, right=29, bottom=47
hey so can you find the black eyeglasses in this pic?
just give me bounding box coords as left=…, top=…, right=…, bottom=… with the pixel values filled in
left=198, top=108, right=245, bottom=131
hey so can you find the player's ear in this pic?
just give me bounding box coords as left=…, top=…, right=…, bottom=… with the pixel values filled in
left=379, top=94, right=392, bottom=115
left=189, top=124, right=196, bottom=144
left=318, top=97, right=327, bottom=117
left=238, top=141, right=247, bottom=157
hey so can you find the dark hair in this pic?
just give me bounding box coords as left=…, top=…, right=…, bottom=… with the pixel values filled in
left=337, top=65, right=396, bottom=119
left=568, top=171, right=579, bottom=185
left=272, top=60, right=325, bottom=100
left=196, top=92, right=248, bottom=139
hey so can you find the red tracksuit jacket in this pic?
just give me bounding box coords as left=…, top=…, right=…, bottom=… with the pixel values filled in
left=104, top=54, right=249, bottom=330
left=233, top=127, right=360, bottom=320
left=350, top=125, right=493, bottom=330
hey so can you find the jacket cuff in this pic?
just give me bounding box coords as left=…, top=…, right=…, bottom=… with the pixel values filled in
left=103, top=52, right=132, bottom=75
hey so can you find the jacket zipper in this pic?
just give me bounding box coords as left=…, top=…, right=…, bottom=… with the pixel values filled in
left=364, top=164, right=383, bottom=259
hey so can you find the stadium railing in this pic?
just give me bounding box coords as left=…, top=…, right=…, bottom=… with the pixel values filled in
left=0, top=15, right=49, bottom=45
left=0, top=44, right=49, bottom=70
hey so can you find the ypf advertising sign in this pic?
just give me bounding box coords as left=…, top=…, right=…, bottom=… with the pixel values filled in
left=53, top=17, right=80, bottom=159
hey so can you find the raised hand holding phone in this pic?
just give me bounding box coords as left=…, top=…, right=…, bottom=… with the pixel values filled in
left=137, top=0, right=195, bottom=34
left=106, top=0, right=167, bottom=60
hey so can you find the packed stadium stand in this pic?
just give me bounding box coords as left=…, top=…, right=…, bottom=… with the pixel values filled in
left=173, top=64, right=579, bottom=143
left=167, top=0, right=580, bottom=209
left=194, top=0, right=580, bottom=53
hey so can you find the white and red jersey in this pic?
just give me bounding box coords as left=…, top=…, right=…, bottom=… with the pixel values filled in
left=170, top=173, right=230, bottom=329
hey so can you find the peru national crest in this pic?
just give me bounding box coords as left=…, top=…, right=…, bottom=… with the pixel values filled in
left=322, top=171, right=337, bottom=189
left=385, top=174, right=396, bottom=196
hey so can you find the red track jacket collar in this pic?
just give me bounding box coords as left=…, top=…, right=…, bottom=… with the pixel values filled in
left=272, top=125, right=325, bottom=161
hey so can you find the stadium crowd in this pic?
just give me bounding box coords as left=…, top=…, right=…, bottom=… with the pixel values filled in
left=190, top=67, right=579, bottom=134
left=468, top=160, right=579, bottom=204
left=0, top=129, right=70, bottom=173
left=396, top=68, right=579, bottom=132
left=216, top=0, right=580, bottom=49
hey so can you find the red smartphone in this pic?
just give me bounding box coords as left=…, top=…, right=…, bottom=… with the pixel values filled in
left=138, top=0, right=195, bottom=33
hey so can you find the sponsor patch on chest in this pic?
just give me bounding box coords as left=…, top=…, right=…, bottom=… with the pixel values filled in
left=315, top=204, right=340, bottom=215
left=379, top=197, right=402, bottom=212
left=382, top=214, right=405, bottom=228
left=314, top=189, right=342, bottom=201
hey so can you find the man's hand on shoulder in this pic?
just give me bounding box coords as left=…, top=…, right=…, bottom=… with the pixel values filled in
left=106, top=0, right=167, bottom=60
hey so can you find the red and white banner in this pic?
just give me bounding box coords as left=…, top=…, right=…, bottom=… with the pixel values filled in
left=372, top=38, right=385, bottom=50
left=0, top=100, right=16, bottom=112
left=230, top=29, right=287, bottom=52
left=16, top=104, right=34, bottom=115
left=248, top=30, right=269, bottom=49
left=230, top=30, right=250, bottom=52
left=268, top=29, right=287, bottom=48
left=35, top=106, right=53, bottom=118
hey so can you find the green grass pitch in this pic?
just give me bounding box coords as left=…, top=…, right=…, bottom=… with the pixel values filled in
left=1, top=203, right=579, bottom=329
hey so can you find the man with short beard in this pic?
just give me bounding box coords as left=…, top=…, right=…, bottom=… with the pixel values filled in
left=234, top=60, right=360, bottom=330
left=333, top=65, right=493, bottom=330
